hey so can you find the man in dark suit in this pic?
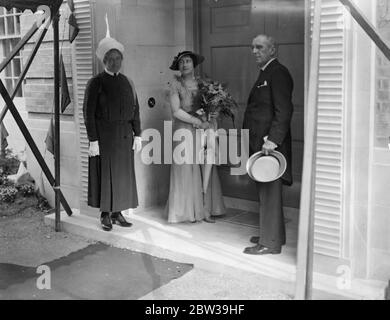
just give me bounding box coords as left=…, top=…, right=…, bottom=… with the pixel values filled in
left=242, top=34, right=294, bottom=255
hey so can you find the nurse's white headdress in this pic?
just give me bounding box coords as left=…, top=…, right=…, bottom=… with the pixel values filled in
left=96, top=14, right=125, bottom=62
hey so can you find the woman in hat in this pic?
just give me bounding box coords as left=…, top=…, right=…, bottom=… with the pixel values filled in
left=83, top=35, right=142, bottom=231
left=165, top=51, right=226, bottom=223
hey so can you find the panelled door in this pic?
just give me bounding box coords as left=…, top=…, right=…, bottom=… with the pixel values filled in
left=199, top=0, right=305, bottom=208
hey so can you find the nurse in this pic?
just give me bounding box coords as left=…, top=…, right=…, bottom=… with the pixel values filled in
left=83, top=31, right=142, bottom=231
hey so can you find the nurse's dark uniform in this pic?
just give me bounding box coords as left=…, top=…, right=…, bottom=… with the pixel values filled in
left=83, top=71, right=141, bottom=212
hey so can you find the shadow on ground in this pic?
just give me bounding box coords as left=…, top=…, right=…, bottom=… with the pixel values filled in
left=0, top=243, right=193, bottom=300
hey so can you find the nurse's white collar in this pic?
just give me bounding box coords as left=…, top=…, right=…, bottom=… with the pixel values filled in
left=104, top=68, right=120, bottom=77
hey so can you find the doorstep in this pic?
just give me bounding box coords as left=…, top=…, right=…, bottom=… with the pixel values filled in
left=44, top=207, right=386, bottom=300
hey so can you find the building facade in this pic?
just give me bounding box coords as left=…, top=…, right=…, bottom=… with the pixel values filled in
left=4, top=0, right=389, bottom=296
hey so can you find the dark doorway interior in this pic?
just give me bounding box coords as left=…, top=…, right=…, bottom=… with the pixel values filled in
left=198, top=0, right=305, bottom=208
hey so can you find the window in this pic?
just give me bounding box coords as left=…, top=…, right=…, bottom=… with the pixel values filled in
left=375, top=1, right=390, bottom=147
left=0, top=7, right=23, bottom=97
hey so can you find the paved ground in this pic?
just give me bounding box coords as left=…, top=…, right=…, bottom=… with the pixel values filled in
left=141, top=268, right=292, bottom=300
left=0, top=243, right=193, bottom=299
left=0, top=209, right=193, bottom=299
left=0, top=207, right=93, bottom=267
left=0, top=207, right=295, bottom=300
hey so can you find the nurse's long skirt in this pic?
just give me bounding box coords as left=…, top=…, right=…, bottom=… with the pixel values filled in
left=88, top=119, right=138, bottom=212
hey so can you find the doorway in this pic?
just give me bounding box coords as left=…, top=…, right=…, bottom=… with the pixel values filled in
left=197, top=0, right=305, bottom=209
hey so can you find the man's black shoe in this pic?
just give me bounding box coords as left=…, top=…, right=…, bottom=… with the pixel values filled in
left=250, top=236, right=259, bottom=244
left=250, top=236, right=286, bottom=246
left=100, top=212, right=112, bottom=231
left=111, top=212, right=132, bottom=227
left=243, top=244, right=281, bottom=255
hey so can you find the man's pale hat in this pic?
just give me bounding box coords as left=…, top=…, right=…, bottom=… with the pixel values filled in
left=96, top=14, right=124, bottom=62
left=246, top=150, right=287, bottom=183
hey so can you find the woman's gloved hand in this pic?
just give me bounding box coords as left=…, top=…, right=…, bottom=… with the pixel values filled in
left=132, top=136, right=142, bottom=153
left=198, top=121, right=210, bottom=130
left=89, top=141, right=100, bottom=157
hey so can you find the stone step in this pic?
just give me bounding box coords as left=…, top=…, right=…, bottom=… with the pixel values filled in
left=44, top=208, right=387, bottom=300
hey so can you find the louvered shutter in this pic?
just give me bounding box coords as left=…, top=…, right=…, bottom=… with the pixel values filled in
left=311, top=0, right=346, bottom=258
left=73, top=0, right=94, bottom=206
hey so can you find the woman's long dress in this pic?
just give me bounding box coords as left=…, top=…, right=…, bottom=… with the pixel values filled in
left=165, top=76, right=225, bottom=223
left=83, top=71, right=140, bottom=212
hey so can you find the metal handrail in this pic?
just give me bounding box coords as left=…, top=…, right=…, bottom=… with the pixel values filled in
left=340, top=0, right=390, bottom=61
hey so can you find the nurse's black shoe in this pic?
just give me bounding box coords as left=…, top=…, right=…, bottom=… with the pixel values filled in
left=111, top=212, right=132, bottom=227
left=100, top=212, right=112, bottom=231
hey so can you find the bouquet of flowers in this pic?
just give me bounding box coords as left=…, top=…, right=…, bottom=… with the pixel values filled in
left=192, top=78, right=238, bottom=126
left=191, top=78, right=238, bottom=193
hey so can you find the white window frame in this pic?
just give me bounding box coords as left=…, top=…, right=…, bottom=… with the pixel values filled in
left=0, top=7, right=23, bottom=97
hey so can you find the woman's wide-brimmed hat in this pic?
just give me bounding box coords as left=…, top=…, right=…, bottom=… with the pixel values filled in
left=96, top=14, right=125, bottom=62
left=169, top=51, right=205, bottom=70
left=246, top=150, right=287, bottom=183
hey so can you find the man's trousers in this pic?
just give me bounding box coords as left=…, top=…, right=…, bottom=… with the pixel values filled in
left=256, top=178, right=286, bottom=249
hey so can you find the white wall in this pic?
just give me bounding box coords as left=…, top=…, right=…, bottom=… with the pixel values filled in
left=85, top=0, right=195, bottom=211
left=347, top=0, right=390, bottom=282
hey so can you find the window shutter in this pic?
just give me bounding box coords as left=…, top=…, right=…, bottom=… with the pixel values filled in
left=311, top=0, right=346, bottom=258
left=73, top=0, right=94, bottom=206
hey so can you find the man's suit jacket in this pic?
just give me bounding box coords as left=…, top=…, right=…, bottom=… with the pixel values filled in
left=243, top=59, right=294, bottom=186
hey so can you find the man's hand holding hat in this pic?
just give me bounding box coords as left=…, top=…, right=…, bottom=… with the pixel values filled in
left=262, top=136, right=277, bottom=155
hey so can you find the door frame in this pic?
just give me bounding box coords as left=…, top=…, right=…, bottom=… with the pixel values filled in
left=190, top=0, right=310, bottom=292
